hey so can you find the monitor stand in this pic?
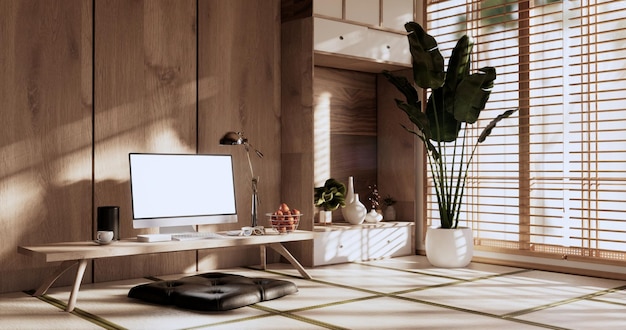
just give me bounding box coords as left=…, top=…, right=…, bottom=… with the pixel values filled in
left=136, top=225, right=201, bottom=242
left=159, top=225, right=196, bottom=234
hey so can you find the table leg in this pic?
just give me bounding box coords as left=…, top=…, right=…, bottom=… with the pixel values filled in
left=266, top=243, right=312, bottom=279
left=259, top=245, right=267, bottom=270
left=33, top=260, right=79, bottom=296
left=65, top=259, right=88, bottom=312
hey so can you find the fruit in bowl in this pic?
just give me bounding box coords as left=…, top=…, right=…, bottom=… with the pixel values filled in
left=268, top=203, right=301, bottom=234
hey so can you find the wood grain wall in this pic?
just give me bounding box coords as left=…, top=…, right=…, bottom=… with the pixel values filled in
left=197, top=0, right=282, bottom=269
left=377, top=69, right=419, bottom=223
left=0, top=0, right=93, bottom=293
left=93, top=0, right=198, bottom=282
left=280, top=15, right=315, bottom=265
left=313, top=67, right=378, bottom=219
left=1, top=0, right=282, bottom=293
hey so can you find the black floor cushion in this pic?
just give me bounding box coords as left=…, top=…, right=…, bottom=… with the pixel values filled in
left=128, top=272, right=297, bottom=311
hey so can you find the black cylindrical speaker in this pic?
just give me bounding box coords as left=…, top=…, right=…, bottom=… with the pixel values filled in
left=97, top=206, right=120, bottom=240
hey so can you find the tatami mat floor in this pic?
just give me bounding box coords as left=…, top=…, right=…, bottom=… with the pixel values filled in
left=2, top=255, right=626, bottom=329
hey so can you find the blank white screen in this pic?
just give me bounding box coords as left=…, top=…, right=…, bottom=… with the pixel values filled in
left=130, top=154, right=237, bottom=219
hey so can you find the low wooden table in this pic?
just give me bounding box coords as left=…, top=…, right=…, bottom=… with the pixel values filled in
left=18, top=230, right=313, bottom=312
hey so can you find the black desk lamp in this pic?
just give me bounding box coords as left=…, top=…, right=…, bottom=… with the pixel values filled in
left=219, top=131, right=263, bottom=227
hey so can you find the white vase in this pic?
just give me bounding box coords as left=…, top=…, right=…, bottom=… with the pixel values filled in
left=383, top=205, right=396, bottom=221
left=342, top=193, right=366, bottom=225
left=364, top=209, right=383, bottom=223
left=344, top=176, right=355, bottom=205
left=425, top=226, right=473, bottom=268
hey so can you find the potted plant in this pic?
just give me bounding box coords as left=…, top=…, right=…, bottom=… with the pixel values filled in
left=382, top=195, right=397, bottom=221
left=383, top=22, right=517, bottom=267
left=314, top=178, right=347, bottom=225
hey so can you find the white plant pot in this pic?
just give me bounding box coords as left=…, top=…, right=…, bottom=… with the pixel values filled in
left=425, top=226, right=473, bottom=268
left=318, top=210, right=332, bottom=225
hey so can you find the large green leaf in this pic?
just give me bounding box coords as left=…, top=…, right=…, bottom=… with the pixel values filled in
left=394, top=99, right=429, bottom=136
left=426, top=88, right=461, bottom=142
left=454, top=67, right=496, bottom=124
left=444, top=35, right=473, bottom=94
left=382, top=71, right=420, bottom=108
left=478, top=108, right=518, bottom=143
left=404, top=22, right=445, bottom=89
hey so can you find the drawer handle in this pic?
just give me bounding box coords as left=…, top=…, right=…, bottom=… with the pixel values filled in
left=339, top=36, right=344, bottom=40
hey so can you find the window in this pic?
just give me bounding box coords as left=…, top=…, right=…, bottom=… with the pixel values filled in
left=426, top=0, right=626, bottom=265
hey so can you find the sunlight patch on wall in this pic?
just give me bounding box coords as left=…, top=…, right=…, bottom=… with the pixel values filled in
left=314, top=92, right=332, bottom=186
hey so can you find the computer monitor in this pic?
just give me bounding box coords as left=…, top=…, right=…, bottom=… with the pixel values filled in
left=129, top=153, right=238, bottom=233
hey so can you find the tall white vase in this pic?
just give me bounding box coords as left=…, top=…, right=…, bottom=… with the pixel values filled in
left=343, top=193, right=366, bottom=225
left=342, top=176, right=355, bottom=221
left=344, top=176, right=355, bottom=205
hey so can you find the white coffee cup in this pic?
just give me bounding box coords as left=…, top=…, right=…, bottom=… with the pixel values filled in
left=96, top=230, right=114, bottom=244
left=241, top=226, right=253, bottom=236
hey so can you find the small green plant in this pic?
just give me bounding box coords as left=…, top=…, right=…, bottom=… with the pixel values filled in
left=383, top=195, right=396, bottom=207
left=314, top=178, right=347, bottom=211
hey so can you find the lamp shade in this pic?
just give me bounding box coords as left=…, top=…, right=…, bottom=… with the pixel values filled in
left=219, top=131, right=246, bottom=145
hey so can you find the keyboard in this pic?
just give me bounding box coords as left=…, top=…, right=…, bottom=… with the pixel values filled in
left=171, top=232, right=223, bottom=241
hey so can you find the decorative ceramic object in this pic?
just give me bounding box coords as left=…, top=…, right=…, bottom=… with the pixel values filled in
left=425, top=226, right=473, bottom=268
left=383, top=205, right=396, bottom=221
left=344, top=177, right=355, bottom=204
left=343, top=193, right=366, bottom=225
left=364, top=209, right=383, bottom=223
left=318, top=210, right=332, bottom=225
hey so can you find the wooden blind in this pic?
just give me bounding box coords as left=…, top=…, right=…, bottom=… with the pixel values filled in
left=426, top=0, right=626, bottom=264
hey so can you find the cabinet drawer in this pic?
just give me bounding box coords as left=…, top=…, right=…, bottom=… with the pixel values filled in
left=314, top=18, right=410, bottom=65
left=313, top=222, right=414, bottom=266
left=313, top=229, right=363, bottom=266
left=365, top=226, right=412, bottom=259
left=364, top=29, right=410, bottom=65
left=314, top=18, right=368, bottom=57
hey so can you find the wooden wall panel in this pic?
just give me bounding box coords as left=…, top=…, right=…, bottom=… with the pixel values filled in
left=281, top=0, right=312, bottom=22
left=197, top=0, right=282, bottom=269
left=93, top=0, right=198, bottom=281
left=0, top=0, right=93, bottom=292
left=280, top=15, right=315, bottom=266
left=1, top=0, right=287, bottom=291
left=376, top=69, right=419, bottom=223
left=314, top=67, right=378, bottom=220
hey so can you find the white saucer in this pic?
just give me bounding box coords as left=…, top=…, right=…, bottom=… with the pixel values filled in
left=95, top=240, right=113, bottom=245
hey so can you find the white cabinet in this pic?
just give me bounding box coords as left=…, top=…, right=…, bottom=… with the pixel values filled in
left=314, top=0, right=342, bottom=19
left=366, top=28, right=410, bottom=64
left=314, top=18, right=367, bottom=56
left=382, top=0, right=414, bottom=30
left=315, top=0, right=414, bottom=31
left=313, top=222, right=414, bottom=266
left=314, top=17, right=410, bottom=66
left=345, top=0, right=379, bottom=26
